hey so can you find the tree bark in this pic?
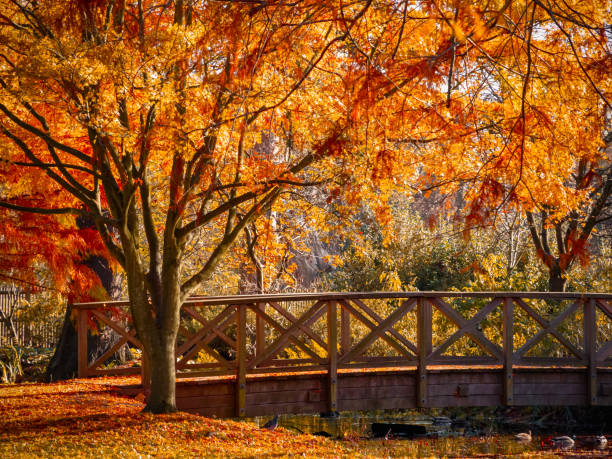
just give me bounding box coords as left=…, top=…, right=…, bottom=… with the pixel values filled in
left=45, top=255, right=127, bottom=381
left=548, top=262, right=566, bottom=292
left=146, top=334, right=177, bottom=413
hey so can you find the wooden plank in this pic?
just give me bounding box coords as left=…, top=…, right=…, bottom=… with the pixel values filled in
left=338, top=385, right=416, bottom=400
left=179, top=362, right=231, bottom=370
left=256, top=302, right=266, bottom=356
left=247, top=365, right=328, bottom=375
left=247, top=300, right=326, bottom=369
left=87, top=367, right=141, bottom=376
left=343, top=355, right=416, bottom=363
left=427, top=394, right=501, bottom=407
left=584, top=298, right=597, bottom=405
left=260, top=358, right=319, bottom=366
left=596, top=339, right=612, bottom=362
left=236, top=304, right=247, bottom=417
left=596, top=299, right=612, bottom=321
left=176, top=369, right=234, bottom=379
left=339, top=397, right=417, bottom=412
left=428, top=356, right=498, bottom=366
left=341, top=361, right=416, bottom=370
left=514, top=383, right=586, bottom=396
left=428, top=297, right=503, bottom=360
left=417, top=299, right=432, bottom=407
left=339, top=374, right=417, bottom=388
left=246, top=390, right=316, bottom=405
left=341, top=303, right=351, bottom=356
left=513, top=394, right=587, bottom=406
left=327, top=301, right=338, bottom=413
left=77, top=308, right=88, bottom=378
left=141, top=348, right=150, bottom=391
left=71, top=292, right=612, bottom=310
left=176, top=394, right=235, bottom=410
left=177, top=367, right=232, bottom=378
left=247, top=378, right=323, bottom=393
left=514, top=357, right=584, bottom=367
left=246, top=401, right=328, bottom=417
left=176, top=383, right=234, bottom=397
left=428, top=383, right=501, bottom=397
left=514, top=371, right=585, bottom=384
left=428, top=371, right=501, bottom=385
left=503, top=297, right=514, bottom=405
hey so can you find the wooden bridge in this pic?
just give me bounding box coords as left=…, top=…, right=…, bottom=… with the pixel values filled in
left=73, top=292, right=612, bottom=417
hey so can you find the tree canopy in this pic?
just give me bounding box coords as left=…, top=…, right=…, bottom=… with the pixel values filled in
left=0, top=0, right=610, bottom=412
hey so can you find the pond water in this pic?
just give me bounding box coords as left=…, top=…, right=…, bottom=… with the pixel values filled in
left=252, top=411, right=453, bottom=437
left=245, top=409, right=611, bottom=456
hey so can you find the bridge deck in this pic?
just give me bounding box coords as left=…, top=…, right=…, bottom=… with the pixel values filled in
left=116, top=366, right=612, bottom=417
left=76, top=292, right=612, bottom=417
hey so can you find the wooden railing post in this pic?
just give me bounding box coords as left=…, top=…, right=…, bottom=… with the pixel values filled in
left=340, top=301, right=351, bottom=355
left=255, top=302, right=265, bottom=357
left=503, top=297, right=514, bottom=405
left=141, top=349, right=151, bottom=394
left=417, top=298, right=432, bottom=408
left=327, top=300, right=338, bottom=413
left=236, top=304, right=247, bottom=417
left=584, top=298, right=597, bottom=405
left=77, top=307, right=88, bottom=378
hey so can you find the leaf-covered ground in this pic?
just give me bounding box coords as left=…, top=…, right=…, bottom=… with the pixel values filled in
left=0, top=377, right=610, bottom=458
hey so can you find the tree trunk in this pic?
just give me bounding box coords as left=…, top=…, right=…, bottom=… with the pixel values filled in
left=145, top=335, right=177, bottom=413
left=548, top=262, right=566, bottom=292
left=45, top=255, right=128, bottom=381
left=123, top=232, right=182, bottom=413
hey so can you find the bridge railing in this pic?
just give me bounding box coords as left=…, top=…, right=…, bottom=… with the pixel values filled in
left=73, top=292, right=612, bottom=413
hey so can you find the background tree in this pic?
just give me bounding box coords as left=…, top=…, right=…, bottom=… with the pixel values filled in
left=0, top=188, right=131, bottom=379
left=525, top=130, right=612, bottom=291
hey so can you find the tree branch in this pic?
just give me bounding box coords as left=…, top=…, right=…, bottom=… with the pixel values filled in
left=180, top=187, right=280, bottom=300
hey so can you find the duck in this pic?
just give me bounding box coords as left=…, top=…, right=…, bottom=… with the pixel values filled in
left=585, top=435, right=608, bottom=449
left=514, top=430, right=532, bottom=443
left=551, top=435, right=575, bottom=450
left=595, top=435, right=608, bottom=449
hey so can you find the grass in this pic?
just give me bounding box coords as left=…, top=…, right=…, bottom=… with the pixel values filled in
left=0, top=377, right=610, bottom=457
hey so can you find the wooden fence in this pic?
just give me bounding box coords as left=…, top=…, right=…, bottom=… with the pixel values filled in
left=0, top=289, right=61, bottom=348
left=73, top=292, right=612, bottom=415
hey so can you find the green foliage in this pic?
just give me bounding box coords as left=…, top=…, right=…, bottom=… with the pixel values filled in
left=565, top=244, right=612, bottom=293
left=323, top=205, right=612, bottom=359
left=464, top=251, right=548, bottom=292
left=325, top=209, right=479, bottom=293
left=0, top=345, right=23, bottom=383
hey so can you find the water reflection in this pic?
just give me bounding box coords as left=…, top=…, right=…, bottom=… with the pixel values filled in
left=250, top=410, right=457, bottom=438
left=241, top=410, right=611, bottom=456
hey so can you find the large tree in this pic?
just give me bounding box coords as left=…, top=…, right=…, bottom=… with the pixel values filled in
left=0, top=0, right=609, bottom=412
